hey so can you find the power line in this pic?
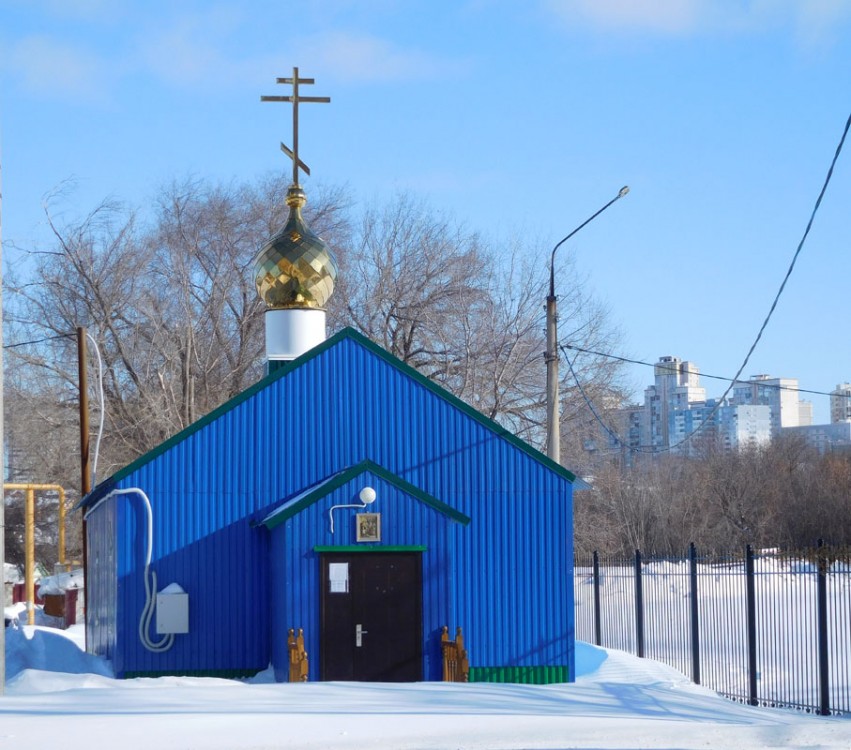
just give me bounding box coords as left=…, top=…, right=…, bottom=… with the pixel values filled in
left=705, top=108, right=851, bottom=408
left=563, top=108, right=851, bottom=455
left=562, top=343, right=845, bottom=400
left=563, top=346, right=634, bottom=450
left=563, top=344, right=702, bottom=454
left=3, top=333, right=75, bottom=350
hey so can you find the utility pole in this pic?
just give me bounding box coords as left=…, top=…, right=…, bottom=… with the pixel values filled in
left=78, top=327, right=91, bottom=650
left=546, top=187, right=629, bottom=464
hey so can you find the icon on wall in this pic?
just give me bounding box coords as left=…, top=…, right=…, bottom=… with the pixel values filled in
left=356, top=513, right=381, bottom=542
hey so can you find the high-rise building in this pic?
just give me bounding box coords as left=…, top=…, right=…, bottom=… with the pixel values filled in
left=618, top=404, right=645, bottom=452
left=799, top=400, right=814, bottom=426
left=643, top=356, right=705, bottom=449
left=783, top=422, right=851, bottom=454
left=830, top=383, right=851, bottom=423
left=716, top=403, right=772, bottom=452
left=664, top=400, right=771, bottom=456
left=613, top=359, right=805, bottom=455
left=729, top=374, right=810, bottom=436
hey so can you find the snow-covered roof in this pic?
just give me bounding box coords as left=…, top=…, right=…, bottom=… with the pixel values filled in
left=36, top=568, right=84, bottom=596
left=4, top=562, right=24, bottom=585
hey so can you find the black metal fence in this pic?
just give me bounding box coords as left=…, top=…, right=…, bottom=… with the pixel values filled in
left=573, top=542, right=851, bottom=715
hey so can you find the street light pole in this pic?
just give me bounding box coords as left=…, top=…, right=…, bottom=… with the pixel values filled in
left=546, top=186, right=629, bottom=464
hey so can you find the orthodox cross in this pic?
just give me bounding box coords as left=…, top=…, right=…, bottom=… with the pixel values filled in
left=261, top=67, right=330, bottom=186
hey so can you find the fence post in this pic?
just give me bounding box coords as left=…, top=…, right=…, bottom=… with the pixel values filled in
left=745, top=544, right=758, bottom=706
left=689, top=542, right=700, bottom=685
left=592, top=551, right=602, bottom=647
left=816, top=539, right=830, bottom=716
left=634, top=549, right=645, bottom=658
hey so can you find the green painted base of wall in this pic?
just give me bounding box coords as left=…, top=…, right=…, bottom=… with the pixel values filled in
left=121, top=668, right=261, bottom=680
left=469, top=666, right=569, bottom=684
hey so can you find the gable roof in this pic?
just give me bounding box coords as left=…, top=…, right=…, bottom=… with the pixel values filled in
left=258, top=459, right=471, bottom=530
left=82, top=327, right=576, bottom=508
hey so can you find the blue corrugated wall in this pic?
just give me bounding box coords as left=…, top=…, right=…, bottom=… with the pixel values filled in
left=85, top=499, right=118, bottom=668
left=87, top=331, right=574, bottom=680
left=269, top=469, right=461, bottom=681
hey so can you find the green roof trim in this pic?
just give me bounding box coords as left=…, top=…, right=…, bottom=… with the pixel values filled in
left=89, top=326, right=576, bottom=501
left=314, top=545, right=427, bottom=553
left=344, top=329, right=577, bottom=484
left=260, top=459, right=471, bottom=530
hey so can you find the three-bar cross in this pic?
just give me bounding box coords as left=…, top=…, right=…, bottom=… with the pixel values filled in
left=261, top=67, right=330, bottom=185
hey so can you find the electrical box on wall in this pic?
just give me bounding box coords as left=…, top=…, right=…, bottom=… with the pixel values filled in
left=156, top=583, right=189, bottom=634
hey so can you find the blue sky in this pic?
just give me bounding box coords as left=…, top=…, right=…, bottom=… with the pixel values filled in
left=2, top=0, right=850, bottom=423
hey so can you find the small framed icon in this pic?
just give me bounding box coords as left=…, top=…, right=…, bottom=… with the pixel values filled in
left=356, top=513, right=381, bottom=542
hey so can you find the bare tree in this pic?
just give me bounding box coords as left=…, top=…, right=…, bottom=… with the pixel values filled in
left=331, top=193, right=489, bottom=376
left=576, top=436, right=851, bottom=557
left=5, top=180, right=629, bottom=554
left=1, top=330, right=83, bottom=567
left=4, top=175, right=350, bottom=476
left=332, top=193, right=630, bottom=452
left=449, top=245, right=550, bottom=441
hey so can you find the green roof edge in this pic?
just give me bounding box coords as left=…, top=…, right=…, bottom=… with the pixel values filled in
left=97, top=328, right=357, bottom=490
left=314, top=545, right=427, bottom=553
left=345, top=330, right=576, bottom=483
left=98, top=326, right=576, bottom=490
left=261, top=458, right=471, bottom=530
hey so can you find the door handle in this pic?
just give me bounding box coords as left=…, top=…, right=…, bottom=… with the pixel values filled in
left=355, top=623, right=368, bottom=647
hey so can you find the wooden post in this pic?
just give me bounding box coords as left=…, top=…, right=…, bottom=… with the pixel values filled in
left=288, top=627, right=308, bottom=682
left=78, top=327, right=91, bottom=494
left=77, top=327, right=91, bottom=646
left=441, top=625, right=469, bottom=682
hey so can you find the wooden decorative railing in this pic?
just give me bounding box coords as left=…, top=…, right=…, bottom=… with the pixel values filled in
left=288, top=628, right=309, bottom=682
left=441, top=625, right=469, bottom=682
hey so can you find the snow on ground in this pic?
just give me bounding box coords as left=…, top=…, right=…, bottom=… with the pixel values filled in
left=1, top=607, right=849, bottom=749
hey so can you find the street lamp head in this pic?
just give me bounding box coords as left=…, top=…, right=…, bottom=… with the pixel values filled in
left=546, top=184, right=630, bottom=464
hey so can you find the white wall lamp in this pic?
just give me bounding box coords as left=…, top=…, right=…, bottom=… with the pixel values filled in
left=328, top=486, right=376, bottom=533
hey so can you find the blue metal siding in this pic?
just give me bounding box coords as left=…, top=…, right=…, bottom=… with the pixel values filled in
left=86, top=499, right=118, bottom=666
left=269, top=470, right=461, bottom=681
left=87, top=334, right=574, bottom=678
left=110, top=484, right=271, bottom=676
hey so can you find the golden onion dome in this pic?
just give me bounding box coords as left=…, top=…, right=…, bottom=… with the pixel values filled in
left=254, top=186, right=338, bottom=309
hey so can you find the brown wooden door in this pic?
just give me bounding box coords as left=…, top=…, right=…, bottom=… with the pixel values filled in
left=320, top=552, right=423, bottom=681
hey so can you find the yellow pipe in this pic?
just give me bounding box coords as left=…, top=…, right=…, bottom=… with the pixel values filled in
left=58, top=487, right=66, bottom=566
left=4, top=483, right=68, bottom=564
left=3, top=483, right=70, bottom=624
left=25, top=487, right=34, bottom=625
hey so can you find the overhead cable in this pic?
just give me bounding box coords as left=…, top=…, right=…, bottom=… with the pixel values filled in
left=562, top=343, right=845, bottom=399
left=3, top=332, right=75, bottom=349
left=564, top=109, right=851, bottom=454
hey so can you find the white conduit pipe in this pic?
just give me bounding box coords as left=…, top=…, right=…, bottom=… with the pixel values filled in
left=85, top=332, right=106, bottom=488
left=84, top=488, right=175, bottom=653
left=328, top=486, right=376, bottom=533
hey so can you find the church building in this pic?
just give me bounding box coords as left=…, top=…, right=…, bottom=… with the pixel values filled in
left=80, top=70, right=580, bottom=683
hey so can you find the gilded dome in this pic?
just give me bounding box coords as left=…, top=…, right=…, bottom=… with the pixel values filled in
left=254, top=186, right=338, bottom=309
